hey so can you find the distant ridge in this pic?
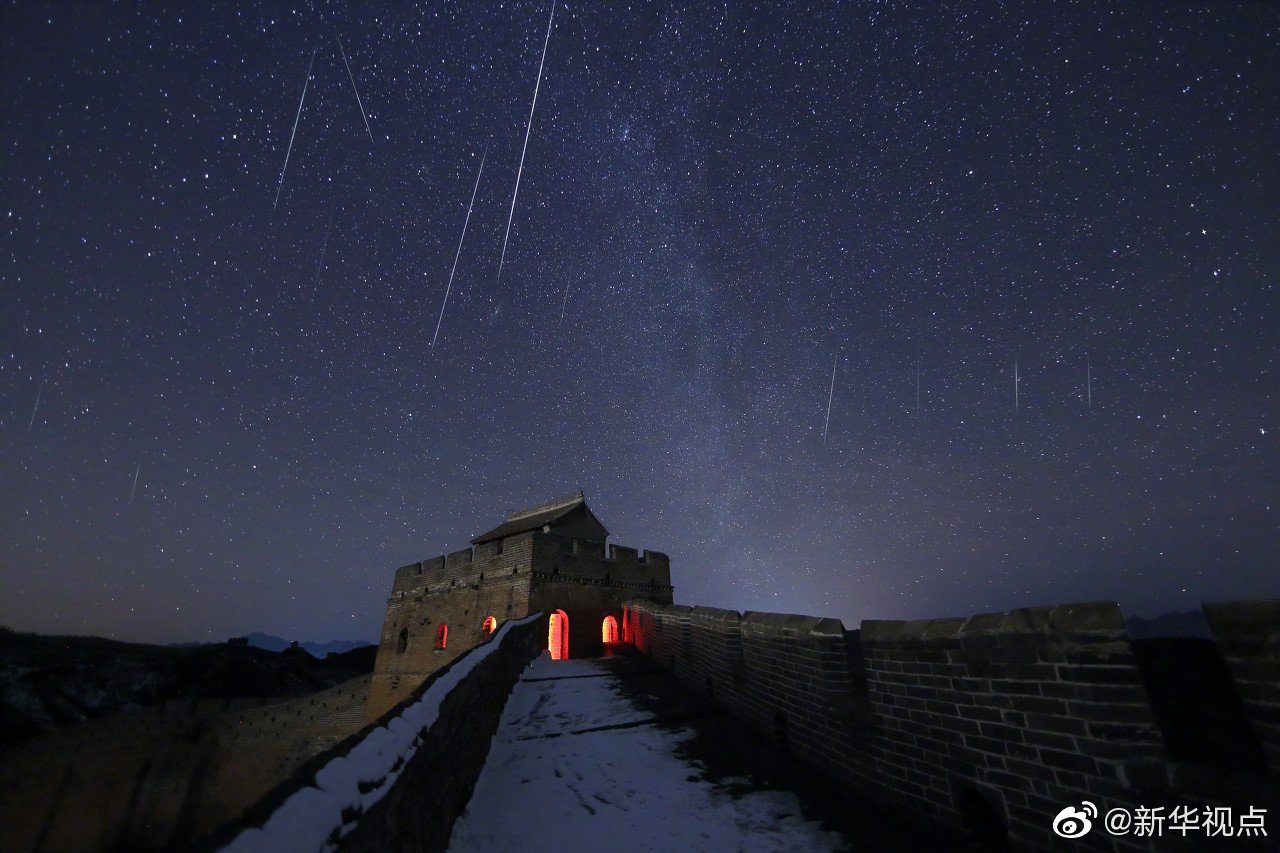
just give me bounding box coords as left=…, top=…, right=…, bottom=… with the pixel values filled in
left=0, top=630, right=376, bottom=749
left=241, top=632, right=374, bottom=658
left=168, top=633, right=374, bottom=657
left=1125, top=610, right=1212, bottom=639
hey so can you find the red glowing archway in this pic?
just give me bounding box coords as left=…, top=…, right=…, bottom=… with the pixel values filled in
left=548, top=609, right=569, bottom=660
left=435, top=624, right=448, bottom=649
left=601, top=615, right=619, bottom=643
left=482, top=616, right=497, bottom=638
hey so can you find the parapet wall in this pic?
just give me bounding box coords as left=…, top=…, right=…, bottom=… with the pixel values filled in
left=1202, top=600, right=1280, bottom=782
left=860, top=604, right=1169, bottom=843
left=624, top=598, right=1280, bottom=851
left=390, top=533, right=536, bottom=597
left=204, top=614, right=545, bottom=853
left=369, top=569, right=533, bottom=720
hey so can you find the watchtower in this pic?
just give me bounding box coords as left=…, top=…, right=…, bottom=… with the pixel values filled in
left=366, top=492, right=674, bottom=719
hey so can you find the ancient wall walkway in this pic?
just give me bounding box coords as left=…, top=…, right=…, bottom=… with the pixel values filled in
left=448, top=651, right=944, bottom=852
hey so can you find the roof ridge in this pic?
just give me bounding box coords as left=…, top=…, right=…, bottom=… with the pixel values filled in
left=504, top=490, right=585, bottom=522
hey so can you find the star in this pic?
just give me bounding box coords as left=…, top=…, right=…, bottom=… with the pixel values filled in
left=0, top=0, right=1274, bottom=644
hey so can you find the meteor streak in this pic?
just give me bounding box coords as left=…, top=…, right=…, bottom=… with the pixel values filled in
left=314, top=209, right=333, bottom=292
left=274, top=46, right=318, bottom=209
left=433, top=148, right=489, bottom=347
left=559, top=268, right=573, bottom=324
left=336, top=36, right=375, bottom=144
left=1086, top=354, right=1092, bottom=410
left=127, top=455, right=143, bottom=506
left=1014, top=356, right=1020, bottom=412
left=494, top=0, right=556, bottom=290
left=823, top=352, right=838, bottom=442
left=915, top=359, right=921, bottom=414
left=28, top=379, right=43, bottom=431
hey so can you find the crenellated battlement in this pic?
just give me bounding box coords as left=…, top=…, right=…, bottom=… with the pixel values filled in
left=389, top=530, right=672, bottom=598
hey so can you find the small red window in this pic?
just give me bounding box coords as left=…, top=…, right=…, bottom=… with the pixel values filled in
left=482, top=616, right=497, bottom=638
left=435, top=624, right=448, bottom=649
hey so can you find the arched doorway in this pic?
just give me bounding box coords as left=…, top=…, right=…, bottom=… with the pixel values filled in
left=548, top=609, right=569, bottom=660
left=482, top=616, right=497, bottom=638
left=435, top=624, right=448, bottom=649
left=601, top=615, right=619, bottom=643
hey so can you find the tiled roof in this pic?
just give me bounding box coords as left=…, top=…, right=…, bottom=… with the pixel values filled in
left=470, top=491, right=600, bottom=544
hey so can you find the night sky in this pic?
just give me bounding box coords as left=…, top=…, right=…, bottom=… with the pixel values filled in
left=2, top=2, right=1277, bottom=645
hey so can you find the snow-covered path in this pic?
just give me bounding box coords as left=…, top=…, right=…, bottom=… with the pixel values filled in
left=448, top=653, right=850, bottom=853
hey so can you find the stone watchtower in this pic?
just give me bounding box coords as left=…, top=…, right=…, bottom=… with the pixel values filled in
left=366, top=492, right=674, bottom=719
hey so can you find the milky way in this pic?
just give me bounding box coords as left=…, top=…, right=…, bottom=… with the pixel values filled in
left=1, top=2, right=1277, bottom=644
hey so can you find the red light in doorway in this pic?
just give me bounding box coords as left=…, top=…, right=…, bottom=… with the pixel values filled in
left=548, top=609, right=569, bottom=660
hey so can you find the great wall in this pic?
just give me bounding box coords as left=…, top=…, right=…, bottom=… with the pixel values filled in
left=1, top=493, right=1277, bottom=851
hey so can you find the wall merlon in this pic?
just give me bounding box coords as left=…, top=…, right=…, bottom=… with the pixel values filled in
left=690, top=606, right=742, bottom=627
left=392, top=562, right=424, bottom=594
left=863, top=617, right=965, bottom=644
left=573, top=538, right=606, bottom=559
left=445, top=548, right=474, bottom=571
left=1045, top=601, right=1125, bottom=634
left=472, top=540, right=501, bottom=560
left=864, top=602, right=1126, bottom=647
left=1203, top=599, right=1280, bottom=646
left=959, top=612, right=1009, bottom=635
left=609, top=544, right=638, bottom=562
left=742, top=611, right=847, bottom=638
left=989, top=606, right=1054, bottom=634
left=641, top=549, right=670, bottom=568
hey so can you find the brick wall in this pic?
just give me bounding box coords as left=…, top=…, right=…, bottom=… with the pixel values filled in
left=626, top=603, right=872, bottom=799
left=527, top=530, right=672, bottom=589
left=336, top=615, right=543, bottom=852
left=624, top=598, right=1280, bottom=851
left=384, top=531, right=672, bottom=601
left=528, top=570, right=670, bottom=659
left=370, top=530, right=673, bottom=712
left=861, top=603, right=1168, bottom=849
left=200, top=614, right=545, bottom=852
left=1202, top=600, right=1280, bottom=781
left=369, top=570, right=533, bottom=720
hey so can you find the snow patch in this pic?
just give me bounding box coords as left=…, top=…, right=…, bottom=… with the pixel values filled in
left=448, top=653, right=847, bottom=852
left=221, top=613, right=540, bottom=853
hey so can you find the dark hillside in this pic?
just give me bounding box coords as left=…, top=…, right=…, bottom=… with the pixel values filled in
left=0, top=626, right=374, bottom=749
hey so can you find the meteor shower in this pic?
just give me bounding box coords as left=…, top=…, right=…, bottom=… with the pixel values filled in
left=2, top=2, right=1278, bottom=851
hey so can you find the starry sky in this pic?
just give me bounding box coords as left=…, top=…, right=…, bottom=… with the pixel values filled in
left=2, top=1, right=1277, bottom=645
